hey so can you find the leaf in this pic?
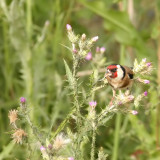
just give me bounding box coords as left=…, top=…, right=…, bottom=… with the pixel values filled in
left=79, top=0, right=153, bottom=58
left=0, top=141, right=15, bottom=160
left=63, top=59, right=74, bottom=89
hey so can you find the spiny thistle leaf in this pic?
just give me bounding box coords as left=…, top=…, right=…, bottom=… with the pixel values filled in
left=63, top=59, right=74, bottom=89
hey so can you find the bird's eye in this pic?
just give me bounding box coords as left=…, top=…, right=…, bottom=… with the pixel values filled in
left=111, top=68, right=117, bottom=72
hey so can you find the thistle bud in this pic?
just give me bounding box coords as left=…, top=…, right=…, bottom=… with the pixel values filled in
left=144, top=80, right=150, bottom=84
left=85, top=52, right=92, bottom=60
left=73, top=49, right=78, bottom=54
left=91, top=36, right=99, bottom=42
left=131, top=110, right=138, bottom=115
left=66, top=24, right=72, bottom=31
left=100, top=47, right=106, bottom=54
left=144, top=91, right=148, bottom=96
left=20, top=97, right=26, bottom=104
left=81, top=34, right=86, bottom=41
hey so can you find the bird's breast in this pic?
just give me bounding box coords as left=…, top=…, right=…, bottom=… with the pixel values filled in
left=106, top=76, right=133, bottom=90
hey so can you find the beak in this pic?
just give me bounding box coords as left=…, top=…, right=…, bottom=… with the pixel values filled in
left=106, top=69, right=112, bottom=76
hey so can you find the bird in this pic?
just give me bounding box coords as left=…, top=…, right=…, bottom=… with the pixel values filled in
left=105, top=64, right=134, bottom=104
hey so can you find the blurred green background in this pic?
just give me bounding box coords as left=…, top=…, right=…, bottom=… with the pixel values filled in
left=0, top=0, right=160, bottom=159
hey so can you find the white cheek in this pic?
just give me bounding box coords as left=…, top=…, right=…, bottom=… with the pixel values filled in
left=115, top=68, right=123, bottom=80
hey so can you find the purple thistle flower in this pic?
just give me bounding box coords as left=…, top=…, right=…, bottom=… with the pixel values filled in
left=85, top=52, right=92, bottom=60
left=100, top=47, right=106, bottom=54
left=73, top=49, right=78, bottom=54
left=144, top=91, right=148, bottom=96
left=66, top=24, right=72, bottom=31
left=89, top=101, right=97, bottom=107
left=68, top=157, right=74, bottom=160
left=131, top=110, right=138, bottom=115
left=144, top=80, right=150, bottom=84
left=40, top=146, right=46, bottom=151
left=147, top=62, right=151, bottom=67
left=92, top=36, right=99, bottom=42
left=20, top=97, right=26, bottom=103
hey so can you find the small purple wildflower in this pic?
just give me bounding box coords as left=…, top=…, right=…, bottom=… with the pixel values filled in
left=144, top=91, right=148, bottom=96
left=146, top=62, right=151, bottom=67
left=89, top=101, right=97, bottom=107
left=100, top=47, right=106, bottom=54
left=85, top=52, right=92, bottom=60
left=144, top=80, right=150, bottom=84
left=68, top=157, right=74, bottom=160
left=66, top=24, right=72, bottom=31
left=92, top=36, right=99, bottom=42
left=20, top=97, right=26, bottom=103
left=73, top=49, right=78, bottom=54
left=131, top=110, right=138, bottom=115
left=40, top=146, right=46, bottom=151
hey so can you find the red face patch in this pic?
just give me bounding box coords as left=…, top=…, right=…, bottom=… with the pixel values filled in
left=107, top=65, right=118, bottom=78
left=107, top=65, right=117, bottom=70
left=110, top=72, right=117, bottom=78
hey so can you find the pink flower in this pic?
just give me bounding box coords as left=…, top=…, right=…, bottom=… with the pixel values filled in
left=40, top=146, right=46, bottom=151
left=85, top=52, right=92, bottom=60
left=68, top=157, right=74, bottom=160
left=144, top=91, right=148, bottom=96
left=100, top=47, right=106, bottom=54
left=131, top=110, right=138, bottom=115
left=73, top=49, right=78, bottom=54
left=146, top=62, right=151, bottom=67
left=144, top=80, right=150, bottom=84
left=89, top=101, right=97, bottom=107
left=66, top=24, right=72, bottom=31
left=92, top=36, right=99, bottom=42
left=20, top=97, right=26, bottom=103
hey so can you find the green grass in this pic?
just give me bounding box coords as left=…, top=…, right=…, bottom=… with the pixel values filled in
left=0, top=0, right=160, bottom=159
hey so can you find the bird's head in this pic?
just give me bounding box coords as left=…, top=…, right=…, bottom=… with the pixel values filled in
left=106, top=64, right=124, bottom=79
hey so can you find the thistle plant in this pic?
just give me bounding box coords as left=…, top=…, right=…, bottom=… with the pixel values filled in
left=8, top=24, right=153, bottom=160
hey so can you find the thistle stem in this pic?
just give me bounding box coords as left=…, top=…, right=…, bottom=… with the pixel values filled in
left=112, top=113, right=122, bottom=160
left=72, top=57, right=82, bottom=159
left=91, top=125, right=96, bottom=160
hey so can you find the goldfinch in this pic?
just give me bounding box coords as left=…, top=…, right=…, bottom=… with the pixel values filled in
left=105, top=64, right=134, bottom=102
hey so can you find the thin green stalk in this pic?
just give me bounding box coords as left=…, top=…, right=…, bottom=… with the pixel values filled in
left=72, top=58, right=82, bottom=159
left=2, top=20, right=10, bottom=98
left=112, top=43, right=125, bottom=160
left=91, top=123, right=96, bottom=160
left=26, top=0, right=33, bottom=118
left=111, top=1, right=127, bottom=159
left=112, top=113, right=122, bottom=160
left=26, top=0, right=32, bottom=41
left=155, top=0, right=160, bottom=148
